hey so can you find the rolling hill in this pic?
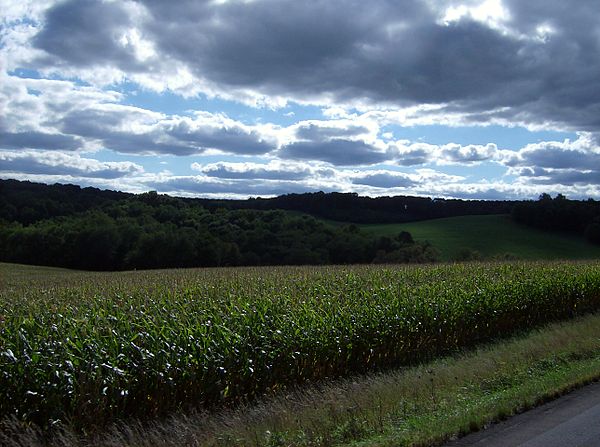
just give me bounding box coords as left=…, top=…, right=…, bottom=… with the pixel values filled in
left=356, top=214, right=600, bottom=261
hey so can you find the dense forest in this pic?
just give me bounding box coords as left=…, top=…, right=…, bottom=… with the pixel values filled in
left=196, top=191, right=515, bottom=223
left=512, top=193, right=600, bottom=244
left=0, top=179, right=514, bottom=225
left=0, top=180, right=437, bottom=270
left=2, top=180, right=600, bottom=271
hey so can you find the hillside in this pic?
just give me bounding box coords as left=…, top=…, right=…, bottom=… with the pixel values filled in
left=0, top=181, right=435, bottom=270
left=0, top=179, right=514, bottom=225
left=357, top=214, right=600, bottom=261
left=2, top=179, right=600, bottom=266
left=195, top=191, right=515, bottom=223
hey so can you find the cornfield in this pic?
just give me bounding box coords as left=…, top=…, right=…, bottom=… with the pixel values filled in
left=1, top=261, right=600, bottom=430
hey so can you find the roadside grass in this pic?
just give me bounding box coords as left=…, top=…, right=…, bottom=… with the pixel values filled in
left=355, top=214, right=600, bottom=261
left=4, top=312, right=600, bottom=447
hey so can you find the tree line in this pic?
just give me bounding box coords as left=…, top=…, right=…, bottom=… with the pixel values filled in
left=196, top=191, right=515, bottom=223
left=2, top=180, right=599, bottom=271
left=0, top=180, right=515, bottom=225
left=512, top=193, right=600, bottom=244
left=0, top=181, right=437, bottom=270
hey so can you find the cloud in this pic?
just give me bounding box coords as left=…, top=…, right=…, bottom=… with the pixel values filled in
left=352, top=171, right=417, bottom=189
left=57, top=107, right=202, bottom=156
left=0, top=75, right=278, bottom=156
left=144, top=166, right=564, bottom=201
left=146, top=165, right=464, bottom=198
left=438, top=142, right=498, bottom=164
left=517, top=168, right=600, bottom=186
left=6, top=148, right=597, bottom=200
left=0, top=73, right=122, bottom=136
left=394, top=143, right=435, bottom=166
left=389, top=141, right=499, bottom=166
left=32, top=1, right=140, bottom=70
left=0, top=131, right=82, bottom=150
left=165, top=115, right=276, bottom=155
left=6, top=0, right=596, bottom=134
left=0, top=74, right=513, bottom=169
left=3, top=1, right=600, bottom=199
left=0, top=150, right=143, bottom=178
left=504, top=138, right=600, bottom=171
left=280, top=139, right=390, bottom=166
left=192, top=161, right=314, bottom=181
left=145, top=176, right=330, bottom=197
left=502, top=134, right=600, bottom=186
left=295, top=123, right=371, bottom=141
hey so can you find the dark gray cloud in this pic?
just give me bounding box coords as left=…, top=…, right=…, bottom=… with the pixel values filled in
left=141, top=1, right=524, bottom=105
left=505, top=145, right=600, bottom=171
left=166, top=121, right=274, bottom=155
left=434, top=186, right=526, bottom=201
left=0, top=151, right=143, bottom=179
left=396, top=146, right=433, bottom=166
left=505, top=138, right=600, bottom=186
left=59, top=108, right=274, bottom=156
left=352, top=172, right=416, bottom=188
left=29, top=0, right=600, bottom=133
left=59, top=109, right=128, bottom=139
left=295, top=123, right=370, bottom=141
left=60, top=109, right=199, bottom=155
left=280, top=139, right=389, bottom=166
left=101, top=132, right=200, bottom=156
left=9, top=0, right=600, bottom=197
left=198, top=163, right=311, bottom=181
left=439, top=143, right=496, bottom=164
left=32, top=0, right=145, bottom=71
left=0, top=131, right=82, bottom=151
left=146, top=176, right=329, bottom=197
left=518, top=168, right=600, bottom=186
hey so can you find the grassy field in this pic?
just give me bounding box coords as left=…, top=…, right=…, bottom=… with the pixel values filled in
left=356, top=214, right=600, bottom=261
left=2, top=260, right=600, bottom=446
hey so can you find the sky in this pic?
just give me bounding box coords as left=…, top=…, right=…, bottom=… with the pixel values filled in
left=1, top=0, right=600, bottom=200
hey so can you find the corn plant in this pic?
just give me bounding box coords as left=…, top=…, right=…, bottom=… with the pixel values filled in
left=1, top=261, right=600, bottom=430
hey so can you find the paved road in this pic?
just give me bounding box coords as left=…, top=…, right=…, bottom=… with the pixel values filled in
left=445, top=381, right=600, bottom=447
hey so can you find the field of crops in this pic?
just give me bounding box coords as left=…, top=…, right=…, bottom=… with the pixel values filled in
left=2, top=261, right=600, bottom=432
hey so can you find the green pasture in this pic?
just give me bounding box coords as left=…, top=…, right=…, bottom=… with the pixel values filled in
left=357, top=214, right=600, bottom=261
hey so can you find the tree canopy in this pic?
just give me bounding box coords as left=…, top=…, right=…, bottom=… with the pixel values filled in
left=0, top=180, right=437, bottom=270
left=512, top=194, right=600, bottom=245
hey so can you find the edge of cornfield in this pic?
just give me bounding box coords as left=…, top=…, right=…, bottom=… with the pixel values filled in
left=3, top=311, right=600, bottom=447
